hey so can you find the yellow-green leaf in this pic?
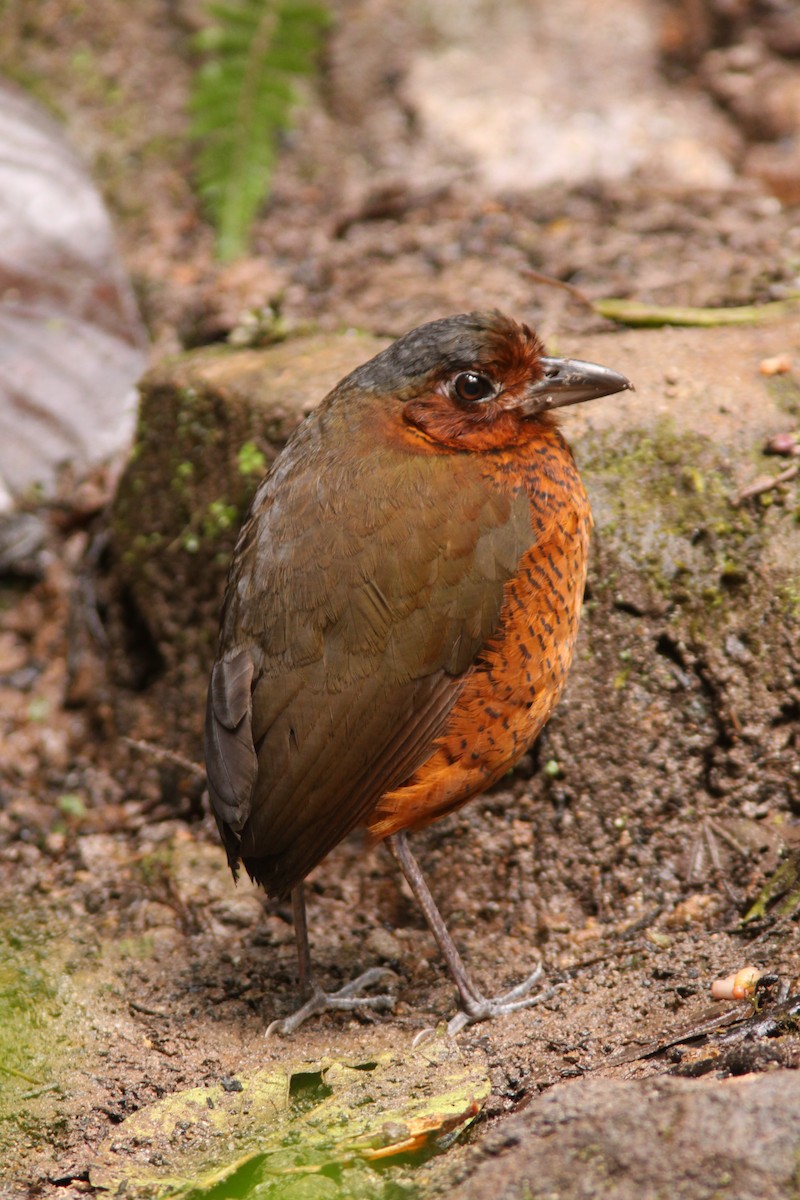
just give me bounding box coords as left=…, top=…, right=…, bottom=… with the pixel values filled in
left=90, top=1038, right=489, bottom=1198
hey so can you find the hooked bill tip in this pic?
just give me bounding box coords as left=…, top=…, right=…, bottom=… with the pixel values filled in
left=521, top=355, right=633, bottom=415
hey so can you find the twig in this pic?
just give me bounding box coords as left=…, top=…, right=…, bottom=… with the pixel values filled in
left=518, top=278, right=800, bottom=328
left=733, top=462, right=799, bottom=506
left=0, top=1063, right=42, bottom=1084
left=122, top=737, right=205, bottom=778
left=520, top=268, right=595, bottom=309
left=130, top=1000, right=172, bottom=1019
left=592, top=295, right=800, bottom=328
left=19, top=1082, right=61, bottom=1101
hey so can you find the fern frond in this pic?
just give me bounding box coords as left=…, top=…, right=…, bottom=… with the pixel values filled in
left=191, top=0, right=329, bottom=261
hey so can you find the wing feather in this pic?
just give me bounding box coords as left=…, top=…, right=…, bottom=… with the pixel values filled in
left=205, top=398, right=534, bottom=895
left=205, top=652, right=257, bottom=828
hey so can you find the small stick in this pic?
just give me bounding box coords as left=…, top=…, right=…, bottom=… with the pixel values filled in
left=734, top=462, right=799, bottom=506
left=122, top=736, right=205, bottom=778
left=593, top=295, right=800, bottom=328
left=521, top=267, right=595, bottom=308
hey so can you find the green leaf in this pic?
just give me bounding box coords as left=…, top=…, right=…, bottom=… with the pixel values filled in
left=593, top=294, right=800, bottom=328
left=743, top=851, right=800, bottom=922
left=191, top=0, right=329, bottom=261
left=90, top=1039, right=490, bottom=1198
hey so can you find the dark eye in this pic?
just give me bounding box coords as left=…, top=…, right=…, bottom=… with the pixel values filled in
left=452, top=372, right=494, bottom=404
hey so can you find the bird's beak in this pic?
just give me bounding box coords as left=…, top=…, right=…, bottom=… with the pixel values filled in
left=518, top=356, right=633, bottom=417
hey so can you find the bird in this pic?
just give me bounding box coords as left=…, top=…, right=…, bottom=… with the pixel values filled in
left=205, top=311, right=632, bottom=1035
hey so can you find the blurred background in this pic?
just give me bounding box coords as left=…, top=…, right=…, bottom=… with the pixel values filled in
left=3, top=0, right=799, bottom=352
left=2, top=0, right=798, bottom=503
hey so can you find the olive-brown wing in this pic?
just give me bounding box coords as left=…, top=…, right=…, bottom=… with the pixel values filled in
left=205, top=436, right=534, bottom=897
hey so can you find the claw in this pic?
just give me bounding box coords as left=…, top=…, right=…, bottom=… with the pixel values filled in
left=446, top=963, right=547, bottom=1037
left=411, top=1026, right=438, bottom=1049
left=265, top=967, right=396, bottom=1037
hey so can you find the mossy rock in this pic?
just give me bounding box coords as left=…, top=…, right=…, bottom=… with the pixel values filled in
left=540, top=414, right=800, bottom=879
left=532, top=321, right=800, bottom=902
left=109, top=332, right=387, bottom=681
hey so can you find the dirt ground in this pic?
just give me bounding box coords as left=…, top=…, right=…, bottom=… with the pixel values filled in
left=1, top=1, right=800, bottom=1197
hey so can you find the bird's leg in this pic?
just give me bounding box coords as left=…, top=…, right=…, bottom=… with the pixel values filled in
left=387, top=831, right=546, bottom=1036
left=386, top=835, right=483, bottom=1007
left=265, top=883, right=395, bottom=1037
left=291, top=883, right=314, bottom=1000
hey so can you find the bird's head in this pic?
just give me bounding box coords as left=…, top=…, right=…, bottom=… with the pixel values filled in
left=346, top=311, right=632, bottom=452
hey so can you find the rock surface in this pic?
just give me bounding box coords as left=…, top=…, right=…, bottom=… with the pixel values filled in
left=448, top=1072, right=800, bottom=1200
left=0, top=85, right=146, bottom=508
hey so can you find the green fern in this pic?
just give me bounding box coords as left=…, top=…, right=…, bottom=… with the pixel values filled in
left=191, top=0, right=329, bottom=261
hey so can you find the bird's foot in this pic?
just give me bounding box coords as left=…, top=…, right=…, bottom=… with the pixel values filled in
left=265, top=967, right=396, bottom=1037
left=446, top=963, right=547, bottom=1037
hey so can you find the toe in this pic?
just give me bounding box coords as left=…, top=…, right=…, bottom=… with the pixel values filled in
left=446, top=964, right=548, bottom=1035
left=264, top=972, right=396, bottom=1036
